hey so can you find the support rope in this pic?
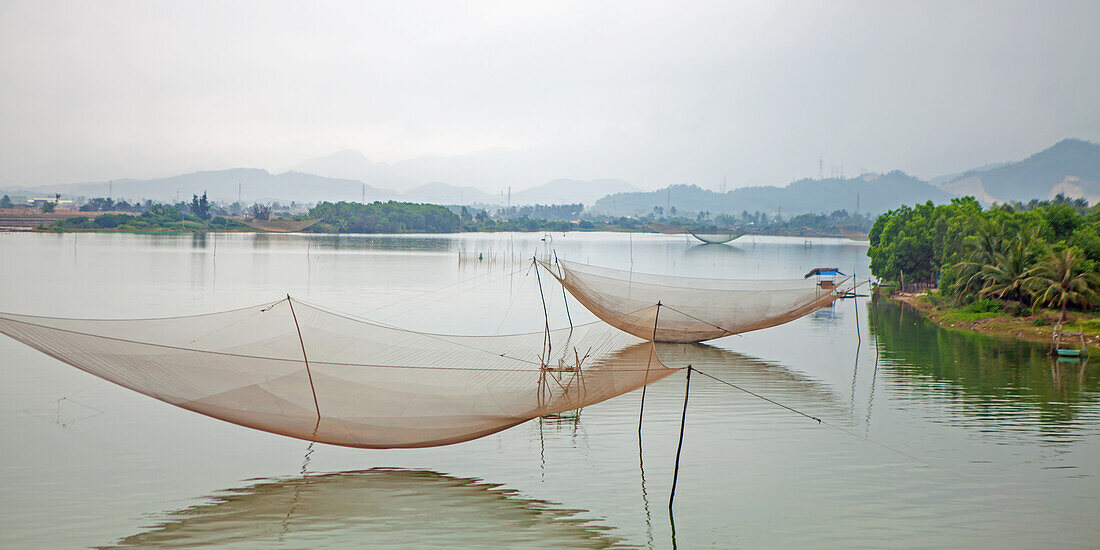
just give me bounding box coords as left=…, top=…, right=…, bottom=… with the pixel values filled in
left=692, top=367, right=821, bottom=423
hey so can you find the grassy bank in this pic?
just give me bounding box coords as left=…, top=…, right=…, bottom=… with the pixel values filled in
left=886, top=290, right=1100, bottom=354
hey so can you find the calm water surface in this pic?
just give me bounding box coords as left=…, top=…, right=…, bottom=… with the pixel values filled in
left=0, top=232, right=1097, bottom=548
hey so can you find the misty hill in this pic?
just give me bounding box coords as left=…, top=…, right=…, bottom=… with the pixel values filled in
left=39, top=168, right=395, bottom=204
left=510, top=178, right=637, bottom=207
left=591, top=171, right=951, bottom=218
left=940, top=138, right=1100, bottom=204
left=293, top=150, right=417, bottom=191
left=22, top=168, right=635, bottom=209
left=292, top=148, right=564, bottom=193
left=401, top=182, right=497, bottom=205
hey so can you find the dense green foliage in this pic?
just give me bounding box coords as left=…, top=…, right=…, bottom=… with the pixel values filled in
left=305, top=201, right=653, bottom=233
left=190, top=192, right=212, bottom=220
left=308, top=201, right=462, bottom=233
left=51, top=204, right=246, bottom=232
left=868, top=196, right=1100, bottom=319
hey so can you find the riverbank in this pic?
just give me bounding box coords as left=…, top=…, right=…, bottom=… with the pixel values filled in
left=887, top=291, right=1100, bottom=354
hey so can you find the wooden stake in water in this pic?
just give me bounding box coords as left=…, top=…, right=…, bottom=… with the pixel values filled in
left=669, top=365, right=691, bottom=511
left=639, top=303, right=661, bottom=438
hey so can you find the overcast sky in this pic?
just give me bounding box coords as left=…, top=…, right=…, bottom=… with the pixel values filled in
left=2, top=0, right=1098, bottom=191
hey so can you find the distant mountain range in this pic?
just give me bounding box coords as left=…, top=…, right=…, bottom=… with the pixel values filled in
left=7, top=169, right=637, bottom=208
left=591, top=171, right=952, bottom=218
left=937, top=139, right=1100, bottom=204
left=291, top=149, right=579, bottom=195
left=4, top=139, right=1097, bottom=215
left=25, top=168, right=391, bottom=204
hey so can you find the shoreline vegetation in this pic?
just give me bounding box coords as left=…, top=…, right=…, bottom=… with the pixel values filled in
left=868, top=195, right=1099, bottom=352
left=885, top=291, right=1100, bottom=354
left=1, top=197, right=872, bottom=237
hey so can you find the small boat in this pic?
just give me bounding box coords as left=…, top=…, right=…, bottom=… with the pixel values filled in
left=804, top=267, right=846, bottom=279
left=1050, top=323, right=1088, bottom=358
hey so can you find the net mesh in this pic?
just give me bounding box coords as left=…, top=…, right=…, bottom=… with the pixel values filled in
left=0, top=298, right=676, bottom=448
left=688, top=231, right=742, bottom=244
left=544, top=259, right=849, bottom=343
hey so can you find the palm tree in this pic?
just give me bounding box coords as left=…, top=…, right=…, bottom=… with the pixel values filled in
left=977, top=227, right=1039, bottom=303
left=1025, top=247, right=1099, bottom=323
left=953, top=220, right=1006, bottom=297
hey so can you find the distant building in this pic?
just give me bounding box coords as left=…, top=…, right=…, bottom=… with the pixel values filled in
left=28, top=197, right=74, bottom=207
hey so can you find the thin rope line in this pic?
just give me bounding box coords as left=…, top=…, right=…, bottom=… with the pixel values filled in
left=493, top=263, right=533, bottom=336
left=0, top=299, right=285, bottom=322
left=692, top=367, right=821, bottom=422
left=20, top=379, right=106, bottom=414
left=1, top=314, right=679, bottom=373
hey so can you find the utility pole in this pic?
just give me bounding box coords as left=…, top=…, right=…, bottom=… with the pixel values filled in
left=108, top=180, right=112, bottom=199
left=238, top=182, right=242, bottom=204
left=361, top=183, right=365, bottom=203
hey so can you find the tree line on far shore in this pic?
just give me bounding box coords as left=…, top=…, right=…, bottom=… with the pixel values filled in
left=868, top=195, right=1099, bottom=322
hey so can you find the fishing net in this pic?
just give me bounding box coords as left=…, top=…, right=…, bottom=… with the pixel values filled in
left=0, top=298, right=676, bottom=448
left=543, top=260, right=850, bottom=343
left=645, top=223, right=686, bottom=235
left=688, top=231, right=742, bottom=244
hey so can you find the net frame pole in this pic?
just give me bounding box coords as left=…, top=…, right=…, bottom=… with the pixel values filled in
left=533, top=258, right=552, bottom=359
left=286, top=295, right=322, bottom=425
left=669, top=365, right=691, bottom=511
left=553, top=252, right=573, bottom=330
left=853, top=271, right=861, bottom=346
left=638, top=302, right=661, bottom=437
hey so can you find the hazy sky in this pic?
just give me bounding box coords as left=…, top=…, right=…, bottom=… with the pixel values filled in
left=2, top=0, right=1099, bottom=190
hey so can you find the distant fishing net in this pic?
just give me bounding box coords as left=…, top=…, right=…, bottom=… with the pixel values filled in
left=0, top=298, right=676, bottom=448
left=543, top=260, right=850, bottom=343
left=688, top=230, right=742, bottom=244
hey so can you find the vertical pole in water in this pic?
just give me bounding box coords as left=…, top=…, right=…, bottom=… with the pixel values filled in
left=287, top=295, right=322, bottom=431
left=639, top=303, right=660, bottom=437
left=534, top=258, right=552, bottom=358
left=853, top=272, right=861, bottom=346
left=669, top=365, right=691, bottom=511
left=554, top=251, right=573, bottom=330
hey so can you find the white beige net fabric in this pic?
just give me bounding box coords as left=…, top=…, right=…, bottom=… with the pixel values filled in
left=544, top=260, right=849, bottom=343
left=688, top=231, right=742, bottom=244
left=0, top=298, right=676, bottom=448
